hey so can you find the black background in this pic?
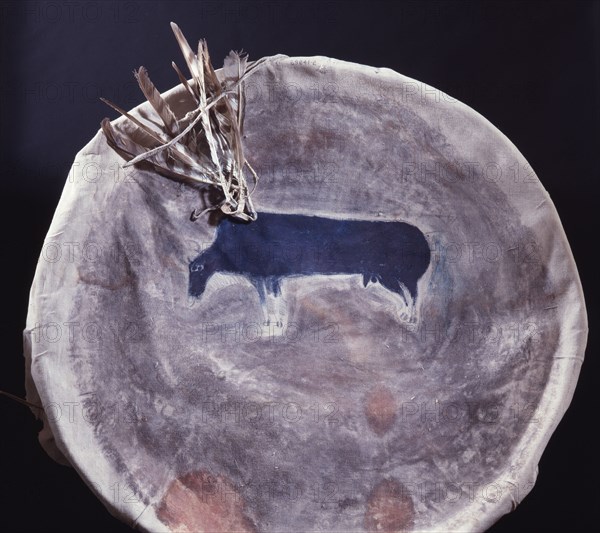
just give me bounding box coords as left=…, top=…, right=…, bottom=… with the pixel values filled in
left=0, top=1, right=597, bottom=531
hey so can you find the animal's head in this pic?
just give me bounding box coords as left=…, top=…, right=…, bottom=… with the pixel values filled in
left=189, top=251, right=218, bottom=297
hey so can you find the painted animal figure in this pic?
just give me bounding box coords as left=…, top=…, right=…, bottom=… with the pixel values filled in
left=189, top=212, right=430, bottom=324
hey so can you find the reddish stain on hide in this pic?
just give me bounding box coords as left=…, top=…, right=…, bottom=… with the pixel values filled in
left=364, top=385, right=397, bottom=436
left=156, top=470, right=256, bottom=533
left=365, top=478, right=415, bottom=533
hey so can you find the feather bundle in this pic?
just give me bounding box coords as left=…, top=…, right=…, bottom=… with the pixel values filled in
left=101, top=22, right=271, bottom=221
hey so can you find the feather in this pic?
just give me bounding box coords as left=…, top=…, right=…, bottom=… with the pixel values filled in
left=171, top=61, right=199, bottom=105
left=100, top=97, right=199, bottom=169
left=134, top=67, right=179, bottom=136
left=169, top=22, right=203, bottom=90
left=100, top=97, right=166, bottom=145
left=101, top=119, right=212, bottom=185
left=100, top=21, right=272, bottom=221
left=223, top=50, right=248, bottom=129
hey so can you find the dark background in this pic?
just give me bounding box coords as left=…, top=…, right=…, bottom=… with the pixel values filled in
left=0, top=1, right=597, bottom=531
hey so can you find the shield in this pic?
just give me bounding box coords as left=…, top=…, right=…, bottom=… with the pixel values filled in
left=24, top=24, right=587, bottom=533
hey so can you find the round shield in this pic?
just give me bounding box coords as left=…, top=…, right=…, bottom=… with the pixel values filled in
left=24, top=35, right=587, bottom=533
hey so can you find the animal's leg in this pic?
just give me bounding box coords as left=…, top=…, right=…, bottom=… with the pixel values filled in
left=251, top=277, right=281, bottom=329
left=380, top=275, right=416, bottom=324
left=266, top=277, right=285, bottom=330
left=251, top=277, right=271, bottom=327
left=265, top=276, right=281, bottom=296
left=363, top=273, right=379, bottom=287
left=273, top=279, right=287, bottom=330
